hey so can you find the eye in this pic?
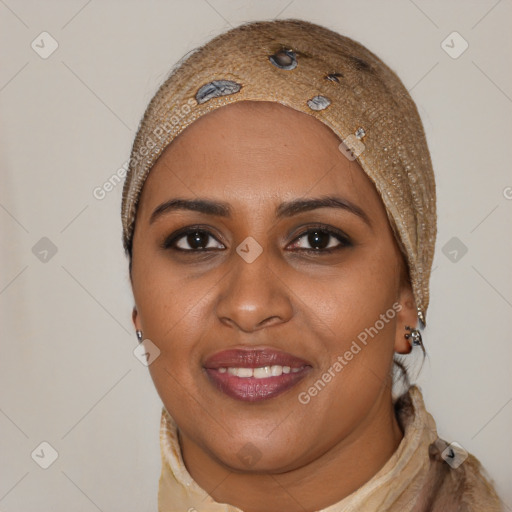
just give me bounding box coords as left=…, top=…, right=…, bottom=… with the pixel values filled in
left=162, top=227, right=225, bottom=251
left=288, top=226, right=352, bottom=253
left=161, top=225, right=352, bottom=254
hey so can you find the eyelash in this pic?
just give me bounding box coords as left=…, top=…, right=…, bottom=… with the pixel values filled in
left=161, top=224, right=352, bottom=255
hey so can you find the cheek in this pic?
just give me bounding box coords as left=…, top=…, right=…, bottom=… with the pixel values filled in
left=134, top=267, right=215, bottom=427
left=133, top=265, right=213, bottom=351
left=305, top=241, right=400, bottom=339
left=291, top=263, right=399, bottom=451
left=298, top=241, right=400, bottom=398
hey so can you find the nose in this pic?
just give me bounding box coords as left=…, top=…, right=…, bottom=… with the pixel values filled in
left=215, top=247, right=294, bottom=333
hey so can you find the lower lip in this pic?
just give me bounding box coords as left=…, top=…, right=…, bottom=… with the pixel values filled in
left=204, top=368, right=311, bottom=402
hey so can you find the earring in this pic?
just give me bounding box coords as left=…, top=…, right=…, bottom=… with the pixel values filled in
left=136, top=330, right=143, bottom=343
left=405, top=326, right=422, bottom=347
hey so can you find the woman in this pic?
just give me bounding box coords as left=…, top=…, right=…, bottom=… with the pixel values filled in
left=121, top=19, right=503, bottom=511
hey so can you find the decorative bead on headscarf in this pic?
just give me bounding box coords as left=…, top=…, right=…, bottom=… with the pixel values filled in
left=121, top=19, right=437, bottom=325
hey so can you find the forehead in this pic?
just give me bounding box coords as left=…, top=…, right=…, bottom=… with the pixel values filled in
left=138, top=101, right=380, bottom=212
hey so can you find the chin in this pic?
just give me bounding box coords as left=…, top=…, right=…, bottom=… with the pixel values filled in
left=204, top=432, right=309, bottom=474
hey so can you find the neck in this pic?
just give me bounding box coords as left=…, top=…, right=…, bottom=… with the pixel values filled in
left=179, top=385, right=404, bottom=512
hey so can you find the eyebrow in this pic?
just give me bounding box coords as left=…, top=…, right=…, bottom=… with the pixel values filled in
left=150, top=196, right=371, bottom=227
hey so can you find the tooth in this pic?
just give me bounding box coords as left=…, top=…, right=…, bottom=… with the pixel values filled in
left=236, top=368, right=253, bottom=378
left=222, top=365, right=302, bottom=378
left=270, top=365, right=283, bottom=376
left=253, top=366, right=271, bottom=378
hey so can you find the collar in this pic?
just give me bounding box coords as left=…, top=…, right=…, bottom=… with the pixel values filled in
left=158, top=385, right=439, bottom=511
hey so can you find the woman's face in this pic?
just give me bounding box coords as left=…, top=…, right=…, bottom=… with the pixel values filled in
left=131, top=100, right=417, bottom=473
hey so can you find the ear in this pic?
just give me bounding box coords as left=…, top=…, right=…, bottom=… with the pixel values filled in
left=132, top=306, right=142, bottom=331
left=394, top=280, right=418, bottom=355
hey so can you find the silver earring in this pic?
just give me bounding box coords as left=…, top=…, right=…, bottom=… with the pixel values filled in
left=405, top=326, right=422, bottom=347
left=136, top=330, right=143, bottom=343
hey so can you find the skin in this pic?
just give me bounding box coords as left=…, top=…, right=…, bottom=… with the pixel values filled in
left=130, top=100, right=418, bottom=512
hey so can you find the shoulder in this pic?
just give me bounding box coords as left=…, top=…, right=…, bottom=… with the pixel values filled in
left=415, top=438, right=504, bottom=512
left=394, top=387, right=504, bottom=512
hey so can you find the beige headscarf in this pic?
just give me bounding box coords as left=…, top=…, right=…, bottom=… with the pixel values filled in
left=121, top=18, right=436, bottom=325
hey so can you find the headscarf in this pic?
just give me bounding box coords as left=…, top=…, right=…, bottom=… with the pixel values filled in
left=121, top=18, right=436, bottom=324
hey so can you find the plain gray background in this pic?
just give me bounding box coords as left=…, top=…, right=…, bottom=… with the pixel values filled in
left=1, top=0, right=511, bottom=510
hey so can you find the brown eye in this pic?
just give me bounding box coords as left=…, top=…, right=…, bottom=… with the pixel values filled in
left=288, top=227, right=352, bottom=253
left=181, top=231, right=210, bottom=250
left=163, top=228, right=225, bottom=251
left=306, top=230, right=331, bottom=250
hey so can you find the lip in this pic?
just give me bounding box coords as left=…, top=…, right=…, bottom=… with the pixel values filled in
left=204, top=347, right=311, bottom=369
left=203, top=347, right=312, bottom=402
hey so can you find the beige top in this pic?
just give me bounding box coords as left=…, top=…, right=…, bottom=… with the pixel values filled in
left=157, top=385, right=503, bottom=511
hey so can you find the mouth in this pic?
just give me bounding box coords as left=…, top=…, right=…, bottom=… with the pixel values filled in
left=203, top=347, right=313, bottom=402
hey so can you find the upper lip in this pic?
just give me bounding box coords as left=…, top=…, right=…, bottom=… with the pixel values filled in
left=203, top=347, right=312, bottom=369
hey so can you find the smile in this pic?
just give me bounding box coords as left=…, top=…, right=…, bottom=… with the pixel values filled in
left=203, top=348, right=312, bottom=402
left=219, top=365, right=305, bottom=378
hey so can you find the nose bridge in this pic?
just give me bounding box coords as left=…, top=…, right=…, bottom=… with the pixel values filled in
left=215, top=239, right=292, bottom=331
